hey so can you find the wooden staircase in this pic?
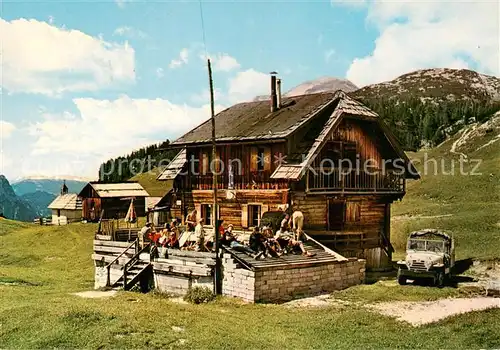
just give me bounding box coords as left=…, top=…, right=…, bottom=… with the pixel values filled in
left=105, top=240, right=153, bottom=291
left=113, top=260, right=152, bottom=291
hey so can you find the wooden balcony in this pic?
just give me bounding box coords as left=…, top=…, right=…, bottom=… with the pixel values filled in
left=188, top=171, right=288, bottom=190
left=307, top=168, right=405, bottom=193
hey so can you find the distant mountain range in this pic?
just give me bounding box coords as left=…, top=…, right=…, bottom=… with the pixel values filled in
left=352, top=68, right=500, bottom=103
left=12, top=178, right=87, bottom=196
left=0, top=175, right=37, bottom=221
left=0, top=177, right=88, bottom=221
left=254, top=69, right=499, bottom=104
left=20, top=191, right=57, bottom=218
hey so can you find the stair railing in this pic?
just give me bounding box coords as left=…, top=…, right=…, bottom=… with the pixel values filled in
left=122, top=243, right=152, bottom=290
left=379, top=231, right=395, bottom=258
left=105, top=239, right=138, bottom=287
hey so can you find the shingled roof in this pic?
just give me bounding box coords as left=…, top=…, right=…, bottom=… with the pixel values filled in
left=171, top=92, right=337, bottom=145
left=271, top=91, right=420, bottom=180
left=79, top=182, right=150, bottom=198
left=48, top=194, right=82, bottom=210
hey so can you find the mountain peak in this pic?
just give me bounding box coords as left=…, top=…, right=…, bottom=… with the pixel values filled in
left=254, top=76, right=358, bottom=101
left=285, top=77, right=358, bottom=97
left=353, top=68, right=500, bottom=102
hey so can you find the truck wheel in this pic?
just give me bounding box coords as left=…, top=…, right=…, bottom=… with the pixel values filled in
left=397, top=269, right=407, bottom=285
left=435, top=271, right=445, bottom=287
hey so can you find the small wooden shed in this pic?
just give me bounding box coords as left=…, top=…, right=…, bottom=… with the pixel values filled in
left=48, top=194, right=83, bottom=225
left=79, top=182, right=150, bottom=221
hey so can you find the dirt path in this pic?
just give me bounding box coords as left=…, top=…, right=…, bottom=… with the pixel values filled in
left=450, top=125, right=476, bottom=158
left=391, top=214, right=453, bottom=222
left=73, top=290, right=118, bottom=298
left=367, top=297, right=500, bottom=326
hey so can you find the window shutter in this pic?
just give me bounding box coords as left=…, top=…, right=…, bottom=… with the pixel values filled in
left=250, top=147, right=258, bottom=172
left=264, top=147, right=272, bottom=171
left=241, top=204, right=248, bottom=228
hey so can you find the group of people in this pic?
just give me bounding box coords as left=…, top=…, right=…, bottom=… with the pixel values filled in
left=139, top=209, right=315, bottom=259
left=139, top=219, right=181, bottom=250
left=221, top=221, right=315, bottom=259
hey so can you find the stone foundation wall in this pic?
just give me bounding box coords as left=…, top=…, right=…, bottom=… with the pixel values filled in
left=222, top=255, right=256, bottom=302
left=154, top=272, right=213, bottom=295
left=94, top=263, right=123, bottom=289
left=222, top=254, right=365, bottom=303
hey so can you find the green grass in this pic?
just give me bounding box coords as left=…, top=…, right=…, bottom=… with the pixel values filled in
left=392, top=130, right=500, bottom=260
left=1, top=219, right=500, bottom=349
left=131, top=171, right=172, bottom=197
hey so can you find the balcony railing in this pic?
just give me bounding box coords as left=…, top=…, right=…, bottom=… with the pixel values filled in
left=188, top=171, right=288, bottom=190
left=307, top=168, right=405, bottom=193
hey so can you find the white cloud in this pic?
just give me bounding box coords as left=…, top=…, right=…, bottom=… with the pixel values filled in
left=0, top=18, right=136, bottom=95
left=325, top=49, right=336, bottom=63
left=29, top=96, right=225, bottom=160
left=213, top=54, right=241, bottom=72
left=169, top=48, right=189, bottom=69
left=200, top=52, right=241, bottom=72
left=227, top=69, right=269, bottom=103
left=0, top=121, right=16, bottom=139
left=156, top=68, right=164, bottom=79
left=113, top=26, right=146, bottom=39
left=346, top=1, right=500, bottom=86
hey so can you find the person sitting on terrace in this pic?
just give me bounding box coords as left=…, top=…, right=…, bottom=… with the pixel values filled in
left=194, top=218, right=209, bottom=252
left=275, top=225, right=315, bottom=257
left=139, top=222, right=152, bottom=248
left=185, top=210, right=198, bottom=232
left=222, top=224, right=263, bottom=259
left=281, top=213, right=291, bottom=232
left=166, top=231, right=179, bottom=249
left=249, top=226, right=267, bottom=255
left=158, top=227, right=169, bottom=257
left=262, top=226, right=282, bottom=257
left=170, top=219, right=180, bottom=239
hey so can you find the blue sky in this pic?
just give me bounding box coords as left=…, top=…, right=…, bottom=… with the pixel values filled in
left=0, top=0, right=498, bottom=180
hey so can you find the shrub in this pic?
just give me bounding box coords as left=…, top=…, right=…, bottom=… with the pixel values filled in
left=183, top=286, right=215, bottom=304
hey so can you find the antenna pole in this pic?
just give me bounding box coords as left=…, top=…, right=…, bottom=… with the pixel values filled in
left=208, top=58, right=222, bottom=295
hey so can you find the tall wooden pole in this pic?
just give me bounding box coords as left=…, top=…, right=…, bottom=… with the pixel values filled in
left=208, top=58, right=222, bottom=295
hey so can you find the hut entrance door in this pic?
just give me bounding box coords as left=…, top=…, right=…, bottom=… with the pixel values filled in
left=328, top=200, right=345, bottom=231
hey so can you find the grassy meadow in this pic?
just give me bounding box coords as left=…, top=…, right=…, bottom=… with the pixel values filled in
left=392, top=129, right=500, bottom=260
left=1, top=219, right=500, bottom=349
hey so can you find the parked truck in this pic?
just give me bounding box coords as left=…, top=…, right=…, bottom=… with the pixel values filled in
left=397, top=229, right=455, bottom=287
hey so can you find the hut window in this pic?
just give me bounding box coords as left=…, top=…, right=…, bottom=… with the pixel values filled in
left=57, top=209, right=61, bottom=217
left=201, top=204, right=212, bottom=226
left=248, top=204, right=261, bottom=227
left=328, top=201, right=345, bottom=231
left=251, top=146, right=271, bottom=172
left=257, top=148, right=265, bottom=171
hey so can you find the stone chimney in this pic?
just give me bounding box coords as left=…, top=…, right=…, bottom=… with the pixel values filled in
left=270, top=72, right=278, bottom=112
left=276, top=78, right=282, bottom=109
